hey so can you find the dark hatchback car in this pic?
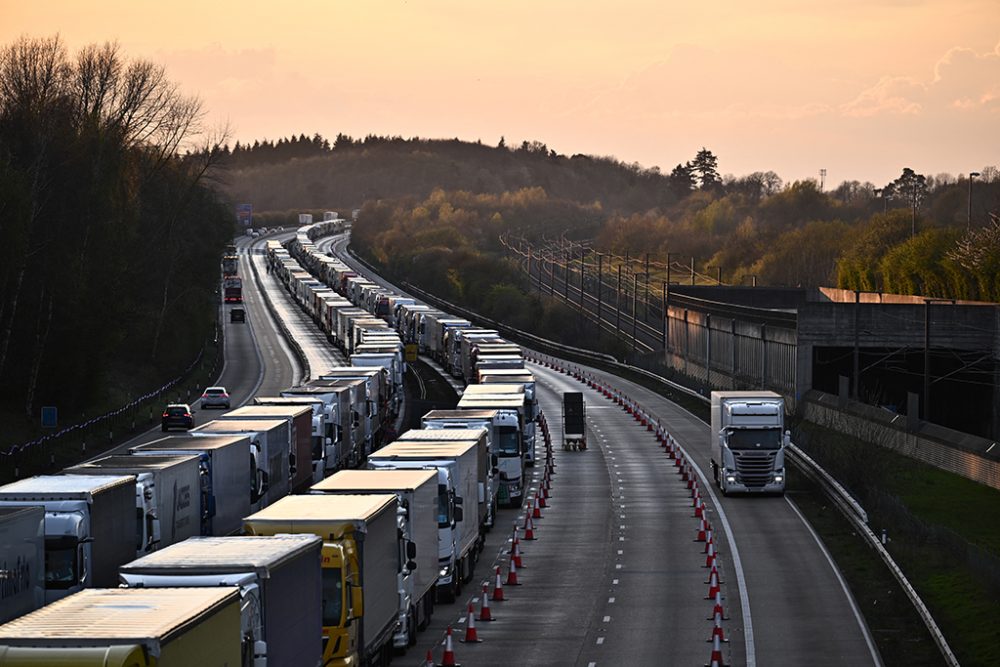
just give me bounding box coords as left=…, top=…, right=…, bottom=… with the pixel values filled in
left=161, top=404, right=194, bottom=431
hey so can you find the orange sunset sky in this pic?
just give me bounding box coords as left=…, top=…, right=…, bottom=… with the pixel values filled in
left=2, top=0, right=998, bottom=186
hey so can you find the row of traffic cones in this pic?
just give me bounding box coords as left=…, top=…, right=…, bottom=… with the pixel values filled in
left=525, top=352, right=731, bottom=667
left=428, top=402, right=557, bottom=665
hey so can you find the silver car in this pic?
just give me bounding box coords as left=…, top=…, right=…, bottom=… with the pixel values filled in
left=200, top=386, right=231, bottom=409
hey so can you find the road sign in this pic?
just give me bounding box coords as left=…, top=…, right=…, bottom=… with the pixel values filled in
left=41, top=406, right=58, bottom=429
left=236, top=203, right=253, bottom=227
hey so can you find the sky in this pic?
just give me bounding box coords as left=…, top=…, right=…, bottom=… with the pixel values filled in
left=2, top=0, right=998, bottom=186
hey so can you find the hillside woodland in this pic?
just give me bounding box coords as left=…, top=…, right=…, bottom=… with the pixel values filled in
left=0, top=36, right=232, bottom=422
left=220, top=134, right=1000, bottom=332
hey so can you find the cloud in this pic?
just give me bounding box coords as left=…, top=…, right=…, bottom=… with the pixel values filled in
left=840, top=42, right=1000, bottom=117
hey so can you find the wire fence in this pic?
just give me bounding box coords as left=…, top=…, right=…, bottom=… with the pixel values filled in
left=0, top=327, right=224, bottom=482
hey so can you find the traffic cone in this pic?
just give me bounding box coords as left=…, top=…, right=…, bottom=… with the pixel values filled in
left=505, top=558, right=521, bottom=586
left=694, top=496, right=704, bottom=518
left=491, top=567, right=505, bottom=601
left=708, top=591, right=728, bottom=621
left=532, top=495, right=543, bottom=518
left=708, top=610, right=728, bottom=643
left=705, top=633, right=727, bottom=667
left=439, top=625, right=460, bottom=666
left=523, top=513, right=537, bottom=540
left=705, top=561, right=724, bottom=585
left=695, top=517, right=708, bottom=542
left=538, top=488, right=547, bottom=508
left=511, top=535, right=524, bottom=569
left=460, top=603, right=482, bottom=643
left=705, top=541, right=716, bottom=568
left=704, top=529, right=714, bottom=554
left=706, top=569, right=721, bottom=599
left=479, top=584, right=495, bottom=621
left=425, top=649, right=435, bottom=667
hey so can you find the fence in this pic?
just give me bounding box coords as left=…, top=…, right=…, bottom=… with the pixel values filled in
left=0, top=331, right=224, bottom=482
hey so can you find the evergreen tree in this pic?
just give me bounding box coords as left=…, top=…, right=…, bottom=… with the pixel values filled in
left=691, top=148, right=720, bottom=190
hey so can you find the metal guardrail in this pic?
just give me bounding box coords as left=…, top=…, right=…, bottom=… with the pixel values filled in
left=247, top=241, right=311, bottom=382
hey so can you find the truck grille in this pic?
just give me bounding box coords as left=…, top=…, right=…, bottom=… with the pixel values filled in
left=734, top=451, right=776, bottom=487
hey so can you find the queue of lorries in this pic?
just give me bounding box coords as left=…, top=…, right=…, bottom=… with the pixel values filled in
left=0, top=216, right=543, bottom=667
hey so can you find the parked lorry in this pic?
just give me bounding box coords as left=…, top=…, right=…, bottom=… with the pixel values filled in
left=243, top=494, right=400, bottom=667
left=221, top=255, right=239, bottom=277
left=562, top=392, right=587, bottom=451
left=319, top=368, right=388, bottom=456
left=461, top=383, right=537, bottom=466
left=0, top=475, right=136, bottom=602
left=66, top=455, right=201, bottom=557
left=423, top=408, right=523, bottom=508
left=0, top=507, right=44, bottom=624
left=299, top=213, right=314, bottom=225
left=710, top=391, right=789, bottom=496
left=218, top=405, right=313, bottom=493
left=311, top=470, right=437, bottom=648
left=223, top=276, right=243, bottom=303
left=0, top=587, right=242, bottom=666
left=255, top=394, right=332, bottom=482
left=367, top=440, right=481, bottom=601
left=129, top=434, right=252, bottom=537
left=120, top=534, right=323, bottom=667
left=191, top=419, right=290, bottom=512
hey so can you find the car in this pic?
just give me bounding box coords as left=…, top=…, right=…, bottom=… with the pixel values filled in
left=230, top=308, right=246, bottom=323
left=200, top=386, right=231, bottom=409
left=161, top=404, right=194, bottom=432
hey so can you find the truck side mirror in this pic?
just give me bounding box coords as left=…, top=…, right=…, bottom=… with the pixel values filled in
left=406, top=541, right=417, bottom=560
left=491, top=454, right=499, bottom=468
left=150, top=518, right=162, bottom=547
left=349, top=581, right=364, bottom=620
left=783, top=430, right=791, bottom=446
left=453, top=506, right=463, bottom=522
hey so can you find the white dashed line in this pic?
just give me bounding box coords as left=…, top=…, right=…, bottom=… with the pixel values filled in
left=603, top=615, right=611, bottom=622
left=596, top=637, right=605, bottom=645
left=608, top=597, right=616, bottom=603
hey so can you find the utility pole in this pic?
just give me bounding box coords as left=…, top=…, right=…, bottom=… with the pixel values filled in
left=632, top=271, right=639, bottom=351
left=853, top=290, right=860, bottom=400
left=968, top=171, right=980, bottom=230
left=580, top=249, right=587, bottom=312
left=644, top=253, right=650, bottom=322
left=690, top=257, right=696, bottom=285
left=597, top=253, right=603, bottom=329
left=616, top=263, right=622, bottom=335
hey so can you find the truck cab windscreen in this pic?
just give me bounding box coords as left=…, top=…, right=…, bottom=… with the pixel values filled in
left=437, top=485, right=451, bottom=528
left=44, top=537, right=78, bottom=589
left=322, top=567, right=344, bottom=627
left=496, top=427, right=520, bottom=456
left=727, top=428, right=782, bottom=450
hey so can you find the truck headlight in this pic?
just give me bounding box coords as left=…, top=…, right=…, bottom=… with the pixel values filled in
left=726, top=475, right=736, bottom=483
left=439, top=563, right=452, bottom=578
left=773, top=475, right=784, bottom=483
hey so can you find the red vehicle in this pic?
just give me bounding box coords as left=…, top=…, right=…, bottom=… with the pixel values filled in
left=223, top=276, right=243, bottom=303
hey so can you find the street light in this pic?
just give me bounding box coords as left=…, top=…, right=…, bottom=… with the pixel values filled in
left=968, top=172, right=980, bottom=230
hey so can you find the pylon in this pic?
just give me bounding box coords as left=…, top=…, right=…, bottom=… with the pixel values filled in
left=706, top=569, right=721, bottom=599
left=511, top=535, right=523, bottom=569
left=708, top=591, right=728, bottom=621
left=505, top=558, right=521, bottom=586
left=705, top=561, right=724, bottom=585
left=425, top=649, right=435, bottom=667
left=460, top=603, right=482, bottom=643
left=704, top=529, right=714, bottom=554
left=705, top=633, right=727, bottom=667
left=705, top=541, right=716, bottom=568
left=538, top=488, right=547, bottom=508
left=479, top=584, right=495, bottom=621
left=708, top=610, right=728, bottom=643
left=523, top=512, right=537, bottom=540
left=695, top=517, right=708, bottom=542
left=694, top=496, right=704, bottom=518
left=532, top=495, right=543, bottom=518
left=491, top=567, right=505, bottom=601
left=439, top=625, right=460, bottom=666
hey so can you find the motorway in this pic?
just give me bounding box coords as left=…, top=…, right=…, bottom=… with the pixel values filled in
left=90, top=229, right=884, bottom=665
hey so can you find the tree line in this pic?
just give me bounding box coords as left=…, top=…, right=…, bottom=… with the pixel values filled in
left=0, top=36, right=233, bottom=429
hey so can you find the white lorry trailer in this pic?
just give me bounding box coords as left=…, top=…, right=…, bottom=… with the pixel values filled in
left=119, top=534, right=323, bottom=667
left=129, top=434, right=252, bottom=537
left=67, top=454, right=202, bottom=556
left=710, top=391, right=789, bottom=495
left=0, top=475, right=136, bottom=602
left=424, top=407, right=524, bottom=508
left=461, top=383, right=538, bottom=466
left=311, top=469, right=437, bottom=648
left=0, top=507, right=44, bottom=624
left=191, top=419, right=290, bottom=512
left=367, top=441, right=480, bottom=601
